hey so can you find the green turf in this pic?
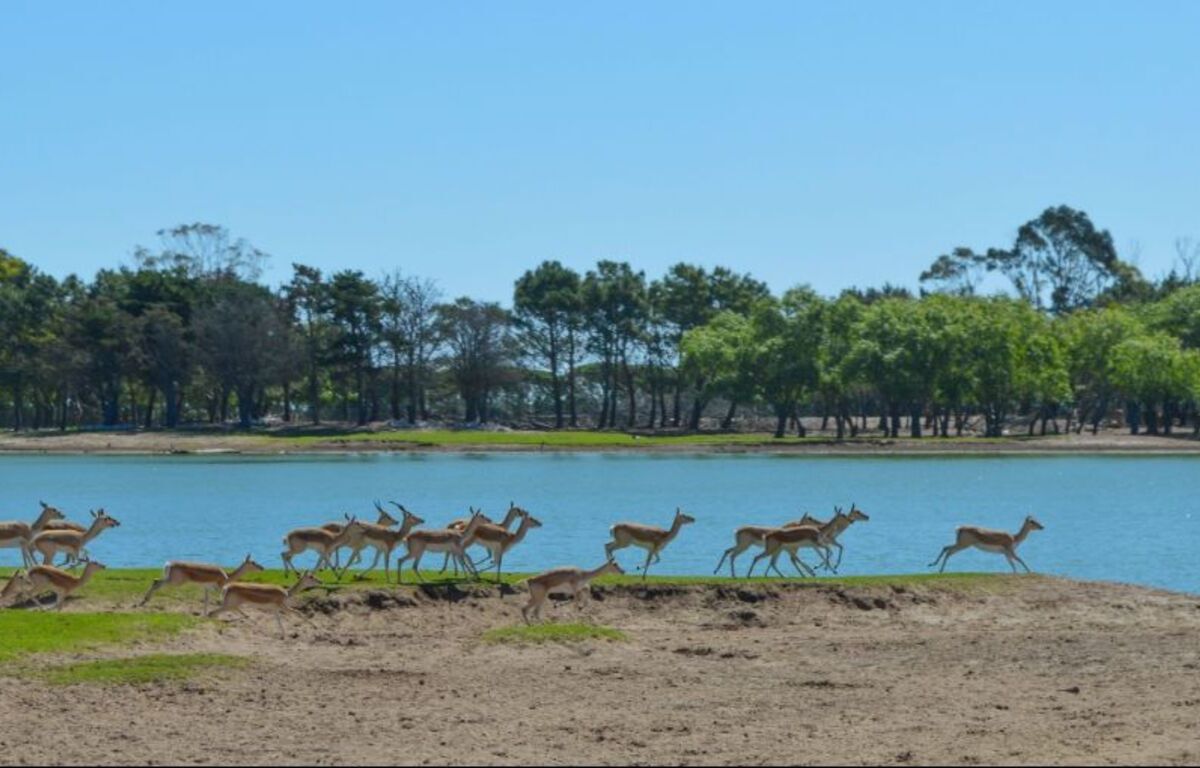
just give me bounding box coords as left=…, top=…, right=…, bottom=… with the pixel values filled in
left=37, top=652, right=247, bottom=686
left=482, top=622, right=627, bottom=644
left=0, top=612, right=198, bottom=662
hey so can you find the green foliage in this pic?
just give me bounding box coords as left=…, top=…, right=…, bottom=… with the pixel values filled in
left=482, top=623, right=628, bottom=644
left=0, top=613, right=198, bottom=663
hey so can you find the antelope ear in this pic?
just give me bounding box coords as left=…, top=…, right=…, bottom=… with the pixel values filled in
left=39, top=500, right=48, bottom=509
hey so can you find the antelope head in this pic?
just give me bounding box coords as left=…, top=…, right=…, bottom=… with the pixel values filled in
left=603, top=559, right=625, bottom=577
left=674, top=507, right=696, bottom=526
left=240, top=553, right=267, bottom=575
left=1024, top=515, right=1045, bottom=532
left=847, top=503, right=870, bottom=523
left=372, top=500, right=400, bottom=527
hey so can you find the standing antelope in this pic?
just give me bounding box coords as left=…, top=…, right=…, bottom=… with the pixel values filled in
left=350, top=505, right=426, bottom=582
left=324, top=502, right=399, bottom=570
left=0, top=501, right=66, bottom=567
left=521, top=559, right=625, bottom=623
left=929, top=515, right=1044, bottom=573
left=747, top=524, right=835, bottom=578
left=605, top=508, right=695, bottom=581
left=139, top=554, right=267, bottom=613
left=209, top=572, right=323, bottom=638
left=463, top=510, right=543, bottom=582
left=18, top=561, right=108, bottom=610
left=395, top=510, right=485, bottom=581
left=281, top=517, right=365, bottom=577
left=29, top=509, right=120, bottom=567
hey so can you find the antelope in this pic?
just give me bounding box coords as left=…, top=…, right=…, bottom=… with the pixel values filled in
left=464, top=510, right=543, bottom=582
left=395, top=509, right=485, bottom=581
left=350, top=505, right=426, bottom=582
left=323, top=502, right=399, bottom=570
left=929, top=515, right=1045, bottom=574
left=443, top=502, right=525, bottom=572
left=0, top=501, right=66, bottom=567
left=209, top=571, right=323, bottom=638
left=810, top=504, right=870, bottom=572
left=713, top=518, right=818, bottom=578
left=19, top=560, right=108, bottom=610
left=747, top=524, right=835, bottom=578
left=521, top=559, right=625, bottom=623
left=605, top=508, right=695, bottom=581
left=281, top=516, right=365, bottom=577
left=139, top=554, right=267, bottom=613
left=29, top=509, right=120, bottom=567
left=1, top=569, right=31, bottom=606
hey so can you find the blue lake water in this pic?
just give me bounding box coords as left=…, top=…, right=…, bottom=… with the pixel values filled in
left=1, top=453, right=1196, bottom=593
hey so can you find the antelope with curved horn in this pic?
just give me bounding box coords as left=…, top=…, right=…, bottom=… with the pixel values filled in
left=804, top=504, right=869, bottom=572
left=605, top=508, right=695, bottom=581
left=395, top=509, right=485, bottom=581
left=18, top=560, right=108, bottom=610
left=209, top=571, right=323, bottom=638
left=0, top=501, right=66, bottom=568
left=29, top=509, right=120, bottom=567
left=462, top=509, right=543, bottom=582
left=521, top=559, right=625, bottom=623
left=281, top=516, right=365, bottom=578
left=746, top=524, right=835, bottom=578
left=323, top=501, right=400, bottom=570
left=929, top=515, right=1044, bottom=574
left=140, top=554, right=267, bottom=613
left=349, top=503, right=426, bottom=582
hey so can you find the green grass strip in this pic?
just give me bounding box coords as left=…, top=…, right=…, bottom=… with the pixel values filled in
left=482, top=622, right=627, bottom=644
left=0, top=612, right=198, bottom=663
left=38, top=652, right=247, bottom=686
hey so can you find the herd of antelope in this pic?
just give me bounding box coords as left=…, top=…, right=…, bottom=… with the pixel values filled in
left=0, top=498, right=1045, bottom=634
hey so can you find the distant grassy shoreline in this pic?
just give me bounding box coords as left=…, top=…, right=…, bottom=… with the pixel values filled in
left=2, top=425, right=1199, bottom=456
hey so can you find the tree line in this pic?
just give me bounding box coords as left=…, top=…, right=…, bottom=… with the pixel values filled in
left=2, top=207, right=1200, bottom=438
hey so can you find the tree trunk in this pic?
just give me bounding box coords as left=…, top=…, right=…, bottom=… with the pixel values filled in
left=721, top=400, right=737, bottom=431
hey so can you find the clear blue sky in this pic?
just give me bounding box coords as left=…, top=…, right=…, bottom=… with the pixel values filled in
left=3, top=1, right=1198, bottom=302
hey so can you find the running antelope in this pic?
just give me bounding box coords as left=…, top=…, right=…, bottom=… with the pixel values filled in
left=0, top=501, right=66, bottom=567
left=605, top=508, right=695, bottom=581
left=28, top=509, right=120, bottom=567
left=139, top=554, right=267, bottom=613
left=350, top=505, right=426, bottom=582
left=521, top=559, right=625, bottom=623
left=281, top=517, right=366, bottom=577
left=464, top=510, right=543, bottom=582
left=18, top=560, right=108, bottom=610
left=713, top=518, right=820, bottom=578
left=395, top=509, right=485, bottom=581
left=747, top=524, right=834, bottom=578
left=324, top=502, right=399, bottom=570
left=800, top=504, right=869, bottom=572
left=443, top=502, right=525, bottom=573
left=209, top=571, right=323, bottom=638
left=929, top=515, right=1044, bottom=573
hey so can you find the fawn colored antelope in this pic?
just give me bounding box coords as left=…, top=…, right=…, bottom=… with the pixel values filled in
left=324, top=501, right=399, bottom=569
left=29, top=509, right=120, bottom=567
left=713, top=516, right=824, bottom=578
left=350, top=505, right=426, bottom=582
left=929, top=515, right=1044, bottom=573
left=209, top=572, right=323, bottom=638
left=605, top=508, right=695, bottom=581
left=281, top=517, right=366, bottom=577
left=19, top=560, right=108, bottom=610
left=139, top=554, right=266, bottom=613
left=521, top=559, right=625, bottom=623
left=442, top=502, right=525, bottom=572
left=395, top=510, right=485, bottom=581
left=0, top=501, right=65, bottom=568
left=747, top=525, right=834, bottom=578
left=463, top=510, right=543, bottom=581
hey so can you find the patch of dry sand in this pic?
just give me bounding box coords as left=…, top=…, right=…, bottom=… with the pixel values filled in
left=2, top=578, right=1199, bottom=765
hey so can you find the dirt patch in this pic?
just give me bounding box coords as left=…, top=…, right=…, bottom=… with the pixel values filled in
left=2, top=577, right=1199, bottom=764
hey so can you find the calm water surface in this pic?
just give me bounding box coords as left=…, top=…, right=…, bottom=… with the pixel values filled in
left=1, top=453, right=1196, bottom=593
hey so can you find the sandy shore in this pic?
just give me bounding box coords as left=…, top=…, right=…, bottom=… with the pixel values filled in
left=2, top=427, right=1200, bottom=455
left=2, top=576, right=1199, bottom=765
